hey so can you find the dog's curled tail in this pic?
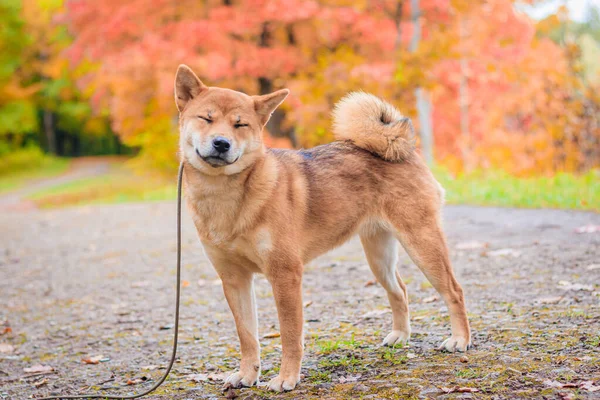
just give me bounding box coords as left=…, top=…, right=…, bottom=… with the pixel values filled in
left=332, top=92, right=415, bottom=162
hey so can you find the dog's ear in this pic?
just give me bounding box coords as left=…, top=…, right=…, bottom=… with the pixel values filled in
left=174, top=65, right=208, bottom=112
left=253, top=89, right=290, bottom=126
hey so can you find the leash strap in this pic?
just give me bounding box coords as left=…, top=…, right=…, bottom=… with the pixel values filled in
left=40, top=162, right=184, bottom=399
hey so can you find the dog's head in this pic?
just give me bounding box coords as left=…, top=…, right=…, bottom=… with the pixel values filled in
left=174, top=65, right=288, bottom=176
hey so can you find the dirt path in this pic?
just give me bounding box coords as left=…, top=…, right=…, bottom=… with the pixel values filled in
left=0, top=158, right=112, bottom=212
left=0, top=203, right=598, bottom=399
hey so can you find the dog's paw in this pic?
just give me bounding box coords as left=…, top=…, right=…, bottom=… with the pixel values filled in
left=267, top=373, right=300, bottom=392
left=438, top=336, right=471, bottom=353
left=382, top=329, right=410, bottom=347
left=224, top=369, right=259, bottom=388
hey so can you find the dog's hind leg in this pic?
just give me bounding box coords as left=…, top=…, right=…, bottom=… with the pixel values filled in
left=360, top=227, right=411, bottom=347
left=388, top=211, right=471, bottom=352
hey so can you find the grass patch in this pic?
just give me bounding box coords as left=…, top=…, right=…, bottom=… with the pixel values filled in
left=19, top=155, right=599, bottom=212
left=433, top=166, right=599, bottom=212
left=28, top=164, right=176, bottom=208
left=0, top=147, right=70, bottom=193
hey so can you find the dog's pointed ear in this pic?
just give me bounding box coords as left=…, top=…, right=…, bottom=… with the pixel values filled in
left=253, top=89, right=290, bottom=126
left=174, top=65, right=208, bottom=112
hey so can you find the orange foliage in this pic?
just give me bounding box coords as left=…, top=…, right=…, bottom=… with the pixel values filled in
left=62, top=0, right=599, bottom=175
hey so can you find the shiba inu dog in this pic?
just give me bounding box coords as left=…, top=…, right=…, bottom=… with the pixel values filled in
left=174, top=64, right=471, bottom=392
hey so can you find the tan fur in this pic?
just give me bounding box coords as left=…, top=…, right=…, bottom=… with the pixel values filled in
left=174, top=65, right=471, bottom=392
left=332, top=91, right=415, bottom=161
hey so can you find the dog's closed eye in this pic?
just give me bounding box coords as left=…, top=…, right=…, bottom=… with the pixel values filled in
left=198, top=116, right=212, bottom=123
left=234, top=123, right=249, bottom=128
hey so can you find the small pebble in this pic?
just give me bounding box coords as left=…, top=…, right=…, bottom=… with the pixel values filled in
left=460, top=355, right=469, bottom=363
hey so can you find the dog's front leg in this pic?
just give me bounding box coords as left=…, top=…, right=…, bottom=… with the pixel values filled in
left=218, top=268, right=261, bottom=388
left=266, top=263, right=304, bottom=392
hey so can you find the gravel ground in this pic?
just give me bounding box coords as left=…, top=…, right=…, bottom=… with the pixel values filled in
left=0, top=203, right=599, bottom=399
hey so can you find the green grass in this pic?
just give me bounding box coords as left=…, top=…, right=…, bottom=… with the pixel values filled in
left=433, top=166, right=599, bottom=212
left=27, top=165, right=176, bottom=208
left=17, top=156, right=600, bottom=212
left=0, top=148, right=70, bottom=193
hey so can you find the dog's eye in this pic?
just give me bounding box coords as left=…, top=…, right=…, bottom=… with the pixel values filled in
left=198, top=116, right=212, bottom=123
left=234, top=123, right=249, bottom=128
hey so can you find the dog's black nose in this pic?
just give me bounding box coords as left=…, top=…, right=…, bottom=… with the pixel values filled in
left=212, top=137, right=231, bottom=153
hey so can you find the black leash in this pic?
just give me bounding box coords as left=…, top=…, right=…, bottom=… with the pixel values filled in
left=40, top=162, right=185, bottom=399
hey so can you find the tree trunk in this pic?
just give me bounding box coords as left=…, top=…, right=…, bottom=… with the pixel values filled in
left=410, top=0, right=434, bottom=165
left=43, top=110, right=57, bottom=155
left=257, top=23, right=297, bottom=146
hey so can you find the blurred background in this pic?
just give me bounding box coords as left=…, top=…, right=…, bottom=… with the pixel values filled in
left=0, top=0, right=598, bottom=211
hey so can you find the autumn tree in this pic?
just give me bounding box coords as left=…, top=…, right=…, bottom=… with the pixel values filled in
left=63, top=0, right=600, bottom=174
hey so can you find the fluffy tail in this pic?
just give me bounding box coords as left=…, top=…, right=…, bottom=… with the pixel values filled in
left=332, top=92, right=415, bottom=161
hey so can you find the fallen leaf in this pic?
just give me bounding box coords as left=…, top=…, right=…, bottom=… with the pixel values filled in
left=34, top=378, right=49, bottom=388
left=575, top=225, right=600, bottom=233
left=456, top=241, right=488, bottom=250
left=557, top=282, right=593, bottom=291
left=0, top=343, right=14, bottom=353
left=82, top=355, right=108, bottom=365
left=364, top=279, right=377, bottom=287
left=412, top=315, right=426, bottom=321
left=537, top=296, right=563, bottom=304
left=338, top=375, right=360, bottom=383
left=159, top=323, right=174, bottom=330
left=303, top=301, right=313, bottom=308
left=423, top=296, right=438, bottom=303
left=487, top=248, right=521, bottom=257
left=440, top=386, right=479, bottom=393
left=460, top=355, right=469, bottom=363
left=126, top=376, right=148, bottom=385
left=24, top=365, right=54, bottom=374
left=0, top=327, right=12, bottom=335
left=182, top=280, right=190, bottom=288
left=186, top=373, right=208, bottom=382
left=263, top=332, right=281, bottom=339
left=580, top=381, right=600, bottom=392
left=207, top=372, right=229, bottom=381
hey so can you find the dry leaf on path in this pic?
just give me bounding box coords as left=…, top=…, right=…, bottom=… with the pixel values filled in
left=34, top=378, right=49, bottom=388
left=575, top=225, right=600, bottom=233
left=0, top=343, right=14, bottom=353
left=536, top=296, right=563, bottom=304
left=24, top=365, right=54, bottom=374
left=488, top=248, right=521, bottom=257
left=207, top=372, right=229, bottom=381
left=82, top=355, right=108, bottom=364
left=423, top=296, right=438, bottom=303
left=364, top=279, right=377, bottom=287
left=303, top=300, right=313, bottom=308
left=126, top=376, right=148, bottom=385
left=456, top=241, right=488, bottom=250
left=263, top=332, right=281, bottom=339
left=186, top=373, right=208, bottom=382
left=441, top=386, right=479, bottom=393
